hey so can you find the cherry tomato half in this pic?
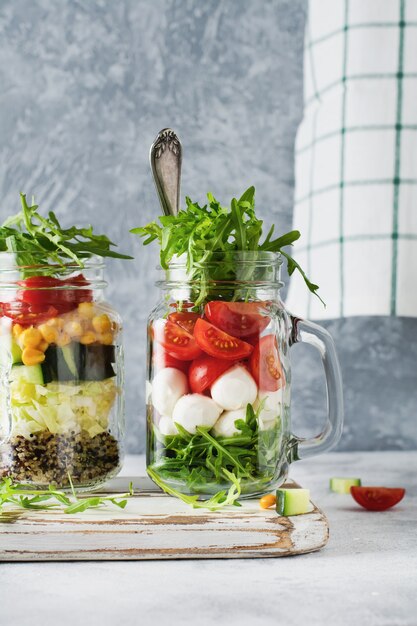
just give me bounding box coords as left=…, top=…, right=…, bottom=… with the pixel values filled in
left=193, top=318, right=253, bottom=361
left=350, top=486, right=405, bottom=511
left=1, top=301, right=58, bottom=326
left=153, top=319, right=202, bottom=361
left=152, top=342, right=190, bottom=374
left=250, top=334, right=283, bottom=391
left=204, top=301, right=270, bottom=338
left=188, top=355, right=232, bottom=394
left=168, top=311, right=199, bottom=334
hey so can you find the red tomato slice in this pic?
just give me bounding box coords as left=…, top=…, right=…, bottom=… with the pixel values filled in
left=193, top=318, right=253, bottom=361
left=168, top=311, right=199, bottom=334
left=153, top=319, right=202, bottom=361
left=17, top=274, right=92, bottom=313
left=152, top=343, right=190, bottom=374
left=1, top=302, right=58, bottom=326
left=250, top=334, right=283, bottom=391
left=204, top=301, right=270, bottom=338
left=350, top=486, right=405, bottom=511
left=188, top=355, right=232, bottom=394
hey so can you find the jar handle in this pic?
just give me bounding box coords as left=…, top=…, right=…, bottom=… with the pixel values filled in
left=287, top=316, right=344, bottom=462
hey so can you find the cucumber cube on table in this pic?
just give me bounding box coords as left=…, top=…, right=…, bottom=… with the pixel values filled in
left=276, top=488, right=311, bottom=516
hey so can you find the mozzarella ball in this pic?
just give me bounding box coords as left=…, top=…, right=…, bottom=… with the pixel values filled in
left=172, top=394, right=222, bottom=434
left=211, top=365, right=257, bottom=411
left=212, top=407, right=248, bottom=438
left=151, top=368, right=188, bottom=417
left=158, top=416, right=179, bottom=436
left=255, top=389, right=282, bottom=424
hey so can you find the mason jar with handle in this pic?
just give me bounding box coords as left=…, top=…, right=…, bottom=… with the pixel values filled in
left=146, top=251, right=343, bottom=498
left=0, top=253, right=124, bottom=490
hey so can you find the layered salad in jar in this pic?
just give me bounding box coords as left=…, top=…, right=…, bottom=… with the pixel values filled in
left=134, top=186, right=321, bottom=500
left=0, top=194, right=130, bottom=489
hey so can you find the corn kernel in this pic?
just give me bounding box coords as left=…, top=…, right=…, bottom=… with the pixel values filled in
left=78, top=302, right=95, bottom=319
left=38, top=323, right=59, bottom=344
left=12, top=324, right=24, bottom=338
left=38, top=340, right=49, bottom=352
left=80, top=331, right=97, bottom=345
left=98, top=332, right=114, bottom=345
left=46, top=316, right=64, bottom=330
left=65, top=320, right=83, bottom=338
left=56, top=332, right=71, bottom=347
left=22, top=347, right=45, bottom=366
left=259, top=494, right=277, bottom=510
left=21, top=327, right=43, bottom=348
left=92, top=314, right=111, bottom=334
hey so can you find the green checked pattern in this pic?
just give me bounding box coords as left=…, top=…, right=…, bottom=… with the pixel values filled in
left=287, top=0, right=417, bottom=320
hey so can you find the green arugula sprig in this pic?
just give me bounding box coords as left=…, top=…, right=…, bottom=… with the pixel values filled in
left=132, top=186, right=323, bottom=305
left=147, top=466, right=241, bottom=511
left=0, top=193, right=132, bottom=274
left=0, top=476, right=134, bottom=515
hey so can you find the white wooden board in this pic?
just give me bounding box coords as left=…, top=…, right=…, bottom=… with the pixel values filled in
left=0, top=478, right=329, bottom=561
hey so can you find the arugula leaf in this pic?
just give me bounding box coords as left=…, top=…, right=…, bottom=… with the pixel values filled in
left=0, top=193, right=132, bottom=275
left=0, top=476, right=134, bottom=515
left=132, top=186, right=323, bottom=305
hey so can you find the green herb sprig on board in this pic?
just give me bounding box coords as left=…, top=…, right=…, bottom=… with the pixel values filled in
left=0, top=476, right=134, bottom=515
left=131, top=186, right=323, bottom=305
left=0, top=193, right=132, bottom=275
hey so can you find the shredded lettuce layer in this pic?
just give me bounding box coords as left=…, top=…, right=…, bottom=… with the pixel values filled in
left=7, top=377, right=117, bottom=439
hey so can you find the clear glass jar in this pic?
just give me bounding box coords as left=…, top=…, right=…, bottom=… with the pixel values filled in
left=0, top=253, right=124, bottom=490
left=146, top=252, right=343, bottom=498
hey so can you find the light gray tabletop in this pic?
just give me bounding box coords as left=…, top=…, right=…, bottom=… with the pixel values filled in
left=1, top=451, right=416, bottom=626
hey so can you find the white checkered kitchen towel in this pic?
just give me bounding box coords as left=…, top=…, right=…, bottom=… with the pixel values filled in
left=286, top=0, right=417, bottom=319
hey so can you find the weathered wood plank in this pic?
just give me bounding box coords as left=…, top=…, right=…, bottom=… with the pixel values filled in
left=0, top=480, right=329, bottom=561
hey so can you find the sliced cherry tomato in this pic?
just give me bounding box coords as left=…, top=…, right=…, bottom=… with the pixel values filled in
left=168, top=311, right=199, bottom=334
left=152, top=343, right=190, bottom=374
left=193, top=318, right=253, bottom=361
left=188, top=355, right=232, bottom=394
left=350, top=486, right=405, bottom=511
left=1, top=302, right=58, bottom=326
left=204, top=301, right=270, bottom=338
left=153, top=319, right=202, bottom=361
left=250, top=334, right=283, bottom=391
left=17, top=273, right=92, bottom=313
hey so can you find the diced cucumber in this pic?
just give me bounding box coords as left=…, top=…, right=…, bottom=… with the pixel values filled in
left=10, top=364, right=44, bottom=385
left=62, top=344, right=78, bottom=378
left=276, top=488, right=310, bottom=516
left=0, top=335, right=22, bottom=367
left=330, top=477, right=362, bottom=494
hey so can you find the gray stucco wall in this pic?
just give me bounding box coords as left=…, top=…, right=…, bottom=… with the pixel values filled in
left=0, top=0, right=415, bottom=453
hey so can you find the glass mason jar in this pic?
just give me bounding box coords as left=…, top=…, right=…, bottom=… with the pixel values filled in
left=146, top=252, right=343, bottom=498
left=0, top=253, right=124, bottom=490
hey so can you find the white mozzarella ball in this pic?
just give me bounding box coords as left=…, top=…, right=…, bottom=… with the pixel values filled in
left=158, top=416, right=179, bottom=436
left=172, top=394, right=222, bottom=434
left=211, top=365, right=257, bottom=411
left=212, top=407, right=248, bottom=438
left=255, top=389, right=282, bottom=423
left=151, top=368, right=189, bottom=417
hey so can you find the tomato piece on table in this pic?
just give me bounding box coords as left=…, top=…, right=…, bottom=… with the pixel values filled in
left=193, top=318, right=253, bottom=361
left=204, top=301, right=270, bottom=338
left=152, top=343, right=190, bottom=374
left=250, top=334, right=283, bottom=391
left=188, top=355, right=232, bottom=393
left=153, top=319, right=202, bottom=361
left=168, top=311, right=199, bottom=334
left=350, top=486, right=405, bottom=511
